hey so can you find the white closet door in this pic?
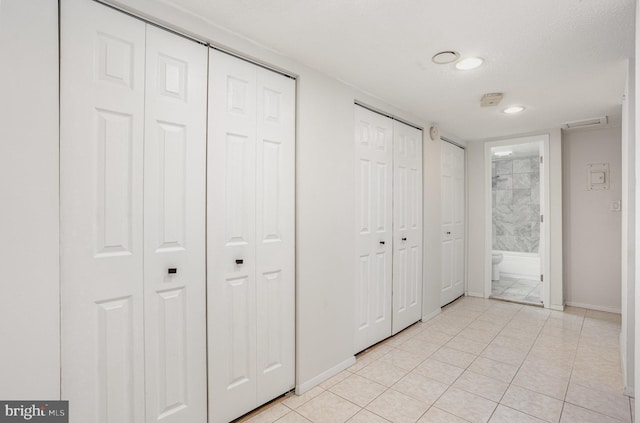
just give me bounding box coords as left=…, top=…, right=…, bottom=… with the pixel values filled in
left=440, top=141, right=465, bottom=306
left=354, top=106, right=393, bottom=353
left=60, top=1, right=146, bottom=422
left=208, top=49, right=258, bottom=423
left=392, top=121, right=423, bottom=334
left=255, top=68, right=296, bottom=403
left=143, top=26, right=208, bottom=423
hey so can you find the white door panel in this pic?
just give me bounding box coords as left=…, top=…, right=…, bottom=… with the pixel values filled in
left=60, top=1, right=146, bottom=422
left=255, top=68, right=296, bottom=403
left=392, top=121, right=423, bottom=334
left=440, top=141, right=466, bottom=306
left=208, top=50, right=258, bottom=423
left=354, top=106, right=393, bottom=353
left=143, top=25, right=208, bottom=423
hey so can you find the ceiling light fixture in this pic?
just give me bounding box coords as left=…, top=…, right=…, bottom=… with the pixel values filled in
left=455, top=57, right=483, bottom=70
left=432, top=50, right=460, bottom=65
left=503, top=106, right=525, bottom=114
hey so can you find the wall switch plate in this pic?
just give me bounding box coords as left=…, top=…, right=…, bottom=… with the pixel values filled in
left=611, top=200, right=621, bottom=212
left=587, top=163, right=609, bottom=190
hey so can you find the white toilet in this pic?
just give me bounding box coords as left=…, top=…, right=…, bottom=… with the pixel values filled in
left=492, top=252, right=503, bottom=281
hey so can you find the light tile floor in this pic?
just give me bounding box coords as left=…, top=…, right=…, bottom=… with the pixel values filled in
left=235, top=297, right=632, bottom=423
left=491, top=277, right=542, bottom=305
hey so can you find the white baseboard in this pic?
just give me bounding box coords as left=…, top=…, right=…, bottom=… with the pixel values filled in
left=466, top=291, right=485, bottom=298
left=296, top=356, right=355, bottom=395
left=421, top=308, right=441, bottom=323
left=549, top=303, right=565, bottom=311
left=565, top=301, right=621, bottom=314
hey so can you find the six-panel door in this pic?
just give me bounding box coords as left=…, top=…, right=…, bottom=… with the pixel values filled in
left=440, top=140, right=466, bottom=306
left=61, top=1, right=208, bottom=422
left=354, top=106, right=394, bottom=353
left=392, top=121, right=424, bottom=334
left=207, top=49, right=295, bottom=423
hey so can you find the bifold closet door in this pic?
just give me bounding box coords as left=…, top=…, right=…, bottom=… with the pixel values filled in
left=143, top=25, right=208, bottom=423
left=61, top=2, right=146, bottom=421
left=208, top=49, right=295, bottom=423
left=392, top=121, right=423, bottom=334
left=61, top=1, right=208, bottom=422
left=354, top=105, right=393, bottom=353
left=440, top=141, right=465, bottom=306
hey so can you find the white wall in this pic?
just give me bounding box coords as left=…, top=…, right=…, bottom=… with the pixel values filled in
left=467, top=142, right=486, bottom=296
left=562, top=125, right=622, bottom=312
left=100, top=0, right=444, bottom=392
left=621, top=59, right=635, bottom=396
left=0, top=0, right=60, bottom=399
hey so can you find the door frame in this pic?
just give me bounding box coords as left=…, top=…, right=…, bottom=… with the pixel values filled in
left=484, top=135, right=551, bottom=307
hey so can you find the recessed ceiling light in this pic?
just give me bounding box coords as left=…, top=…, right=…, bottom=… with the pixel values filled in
left=455, top=57, right=483, bottom=70
left=503, top=106, right=525, bottom=114
left=432, top=50, right=460, bottom=64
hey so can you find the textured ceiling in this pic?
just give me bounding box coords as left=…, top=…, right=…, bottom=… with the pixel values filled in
left=159, top=0, right=635, bottom=141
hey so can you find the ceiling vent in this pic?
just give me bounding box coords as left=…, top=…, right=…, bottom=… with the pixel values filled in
left=480, top=93, right=503, bottom=107
left=561, top=116, right=608, bottom=130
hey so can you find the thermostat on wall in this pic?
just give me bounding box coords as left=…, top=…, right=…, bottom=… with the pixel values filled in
left=587, top=163, right=609, bottom=191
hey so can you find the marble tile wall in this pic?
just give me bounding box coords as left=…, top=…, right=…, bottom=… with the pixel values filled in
left=492, top=154, right=540, bottom=253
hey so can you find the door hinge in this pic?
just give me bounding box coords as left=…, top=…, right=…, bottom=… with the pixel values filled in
left=540, top=214, right=544, bottom=223
left=540, top=274, right=544, bottom=282
left=540, top=156, right=543, bottom=164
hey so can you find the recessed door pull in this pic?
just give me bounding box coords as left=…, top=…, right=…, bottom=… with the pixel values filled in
left=168, top=268, right=177, bottom=274
left=236, top=259, right=244, bottom=265
left=379, top=241, right=385, bottom=245
left=401, top=237, right=407, bottom=241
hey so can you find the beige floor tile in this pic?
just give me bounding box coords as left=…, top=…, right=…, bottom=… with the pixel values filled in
left=244, top=403, right=291, bottom=423
left=346, top=409, right=390, bottom=423
left=275, top=411, right=312, bottom=422
left=413, top=328, right=455, bottom=346
left=512, top=366, right=569, bottom=400
left=366, top=389, right=429, bottom=423
left=500, top=385, right=563, bottom=423
left=560, top=403, right=623, bottom=423
left=413, top=358, right=465, bottom=385
left=458, top=326, right=498, bottom=344
left=446, top=335, right=489, bottom=355
left=378, top=347, right=427, bottom=370
left=319, top=370, right=352, bottom=389
left=391, top=372, right=448, bottom=405
left=417, top=407, right=469, bottom=422
left=357, top=359, right=409, bottom=387
left=296, top=391, right=360, bottom=423
left=565, top=382, right=631, bottom=422
left=481, top=343, right=528, bottom=367
left=434, top=387, right=498, bottom=423
left=349, top=352, right=380, bottom=372
left=396, top=337, right=441, bottom=358
left=489, top=405, right=547, bottom=422
left=452, top=370, right=509, bottom=402
left=431, top=346, right=477, bottom=369
left=468, top=356, right=519, bottom=383
left=282, top=386, right=324, bottom=409
left=329, top=374, right=387, bottom=407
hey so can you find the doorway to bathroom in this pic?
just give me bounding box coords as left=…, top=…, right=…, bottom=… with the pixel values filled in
left=484, top=136, right=551, bottom=307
